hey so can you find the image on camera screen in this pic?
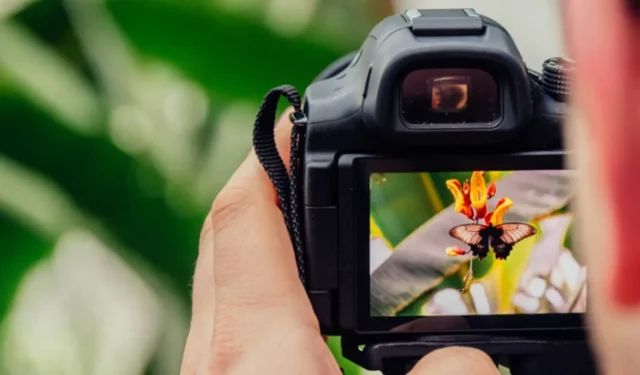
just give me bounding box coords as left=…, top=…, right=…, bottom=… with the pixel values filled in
left=430, top=76, right=470, bottom=113
left=369, top=170, right=585, bottom=318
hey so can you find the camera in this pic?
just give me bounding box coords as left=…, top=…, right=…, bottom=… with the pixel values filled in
left=302, top=8, right=585, bottom=372
left=252, top=8, right=588, bottom=374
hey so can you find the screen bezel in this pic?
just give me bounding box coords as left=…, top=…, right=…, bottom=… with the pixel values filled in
left=338, top=151, right=584, bottom=334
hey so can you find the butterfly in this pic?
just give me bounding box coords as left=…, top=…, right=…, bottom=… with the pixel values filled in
left=449, top=222, right=537, bottom=261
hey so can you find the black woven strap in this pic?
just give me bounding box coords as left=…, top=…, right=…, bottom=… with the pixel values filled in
left=252, top=85, right=307, bottom=286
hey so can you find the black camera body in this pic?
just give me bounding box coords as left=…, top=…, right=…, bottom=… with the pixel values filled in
left=296, top=8, right=585, bottom=373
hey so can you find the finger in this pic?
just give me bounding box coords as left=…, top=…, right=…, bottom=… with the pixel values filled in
left=565, top=0, right=640, bottom=299
left=211, top=109, right=305, bottom=309
left=209, top=110, right=321, bottom=368
left=407, top=347, right=499, bottom=375
left=564, top=0, right=640, bottom=373
left=180, top=215, right=216, bottom=375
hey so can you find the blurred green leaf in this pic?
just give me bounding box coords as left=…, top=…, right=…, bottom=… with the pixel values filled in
left=564, top=220, right=573, bottom=250
left=0, top=20, right=102, bottom=134
left=370, top=173, right=438, bottom=247
left=106, top=0, right=351, bottom=103
left=0, top=89, right=202, bottom=300
left=11, top=0, right=98, bottom=91
left=472, top=251, right=496, bottom=279
left=11, top=0, right=79, bottom=58
left=0, top=212, right=51, bottom=324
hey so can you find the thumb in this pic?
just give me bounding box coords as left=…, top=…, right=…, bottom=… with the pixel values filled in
left=211, top=107, right=313, bottom=323
left=408, top=347, right=500, bottom=375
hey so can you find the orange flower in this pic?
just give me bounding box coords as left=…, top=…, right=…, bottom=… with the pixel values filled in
left=446, top=246, right=467, bottom=256
left=462, top=205, right=474, bottom=220
left=447, top=172, right=503, bottom=222
left=462, top=180, right=470, bottom=196
left=470, top=171, right=488, bottom=211
left=446, top=179, right=471, bottom=215
left=489, top=197, right=514, bottom=226
left=477, top=207, right=488, bottom=221
left=484, top=212, right=494, bottom=226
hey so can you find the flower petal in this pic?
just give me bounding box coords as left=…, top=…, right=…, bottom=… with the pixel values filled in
left=487, top=182, right=497, bottom=199
left=476, top=205, right=487, bottom=221
left=446, top=246, right=467, bottom=256
left=484, top=212, right=494, bottom=226
left=470, top=171, right=488, bottom=210
left=463, top=206, right=475, bottom=220
left=490, top=197, right=514, bottom=226
left=446, top=179, right=465, bottom=213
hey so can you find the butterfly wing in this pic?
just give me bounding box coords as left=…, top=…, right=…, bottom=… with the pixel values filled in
left=496, top=223, right=537, bottom=245
left=449, top=224, right=486, bottom=245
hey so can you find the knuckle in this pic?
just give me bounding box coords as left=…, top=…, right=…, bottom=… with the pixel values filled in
left=210, top=185, right=253, bottom=233
left=208, top=311, right=248, bottom=374
left=208, top=344, right=240, bottom=374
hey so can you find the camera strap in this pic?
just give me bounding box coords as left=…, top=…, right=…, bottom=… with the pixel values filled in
left=252, top=85, right=307, bottom=286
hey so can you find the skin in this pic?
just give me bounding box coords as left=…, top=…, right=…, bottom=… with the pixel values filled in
left=564, top=0, right=640, bottom=374
left=181, top=0, right=640, bottom=373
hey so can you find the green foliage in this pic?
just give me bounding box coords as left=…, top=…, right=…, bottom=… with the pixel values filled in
left=0, top=212, right=51, bottom=321
left=370, top=173, right=438, bottom=247
left=107, top=0, right=351, bottom=104
left=0, top=0, right=360, bottom=300
left=0, top=0, right=371, bottom=373
left=0, top=90, right=202, bottom=300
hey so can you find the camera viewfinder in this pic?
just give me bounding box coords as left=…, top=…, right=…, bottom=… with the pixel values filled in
left=401, top=68, right=500, bottom=125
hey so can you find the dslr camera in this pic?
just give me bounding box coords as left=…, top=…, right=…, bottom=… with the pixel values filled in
left=253, top=8, right=589, bottom=375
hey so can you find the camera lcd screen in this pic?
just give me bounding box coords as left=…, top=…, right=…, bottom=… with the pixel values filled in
left=369, top=169, right=585, bottom=318
left=401, top=68, right=499, bottom=125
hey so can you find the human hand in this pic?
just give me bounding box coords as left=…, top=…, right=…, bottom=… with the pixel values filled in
left=564, top=0, right=640, bottom=374
left=179, top=111, right=500, bottom=374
